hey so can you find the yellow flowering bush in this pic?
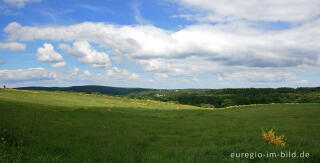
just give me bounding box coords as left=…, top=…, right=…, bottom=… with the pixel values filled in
left=262, top=129, right=286, bottom=147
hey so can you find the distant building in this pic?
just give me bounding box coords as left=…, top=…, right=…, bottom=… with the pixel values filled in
left=155, top=94, right=165, bottom=97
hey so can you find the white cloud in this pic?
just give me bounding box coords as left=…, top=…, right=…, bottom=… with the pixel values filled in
left=0, top=67, right=86, bottom=88
left=75, top=67, right=142, bottom=85
left=107, top=67, right=140, bottom=80
left=37, top=43, right=66, bottom=68
left=154, top=73, right=168, bottom=80
left=0, top=66, right=143, bottom=87
left=59, top=40, right=110, bottom=68
left=137, top=58, right=194, bottom=78
left=172, top=0, right=320, bottom=23
left=78, top=69, right=93, bottom=80
left=37, top=43, right=64, bottom=62
left=217, top=71, right=296, bottom=83
left=83, top=70, right=92, bottom=76
left=2, top=0, right=42, bottom=8
left=52, top=61, right=66, bottom=68
left=0, top=42, right=26, bottom=51
left=0, top=67, right=56, bottom=82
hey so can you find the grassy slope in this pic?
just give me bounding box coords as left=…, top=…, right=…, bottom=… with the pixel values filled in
left=0, top=89, right=319, bottom=162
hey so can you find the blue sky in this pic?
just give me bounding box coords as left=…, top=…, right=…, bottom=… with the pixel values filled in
left=0, top=0, right=320, bottom=88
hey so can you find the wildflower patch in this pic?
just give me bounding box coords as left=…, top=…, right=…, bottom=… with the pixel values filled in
left=262, top=129, right=286, bottom=147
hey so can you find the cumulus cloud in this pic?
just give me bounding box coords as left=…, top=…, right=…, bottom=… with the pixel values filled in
left=0, top=67, right=86, bottom=88
left=0, top=66, right=143, bottom=87
left=75, top=67, right=141, bottom=85
left=52, top=61, right=66, bottom=68
left=83, top=70, right=92, bottom=76
left=37, top=43, right=66, bottom=67
left=0, top=42, right=26, bottom=51
left=0, top=67, right=56, bottom=83
left=172, top=0, right=320, bottom=23
left=154, top=73, right=168, bottom=80
left=137, top=58, right=195, bottom=78
left=37, top=43, right=63, bottom=62
left=3, top=20, right=320, bottom=84
left=2, top=0, right=42, bottom=8
left=107, top=67, right=140, bottom=80
left=59, top=40, right=110, bottom=68
left=78, top=69, right=94, bottom=80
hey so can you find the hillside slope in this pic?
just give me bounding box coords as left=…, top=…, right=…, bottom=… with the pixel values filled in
left=0, top=89, right=319, bottom=162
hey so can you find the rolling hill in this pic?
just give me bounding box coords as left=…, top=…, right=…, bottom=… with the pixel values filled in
left=16, top=85, right=152, bottom=95
left=0, top=88, right=319, bottom=162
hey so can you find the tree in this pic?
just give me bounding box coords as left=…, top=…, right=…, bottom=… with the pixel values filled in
left=221, top=99, right=234, bottom=107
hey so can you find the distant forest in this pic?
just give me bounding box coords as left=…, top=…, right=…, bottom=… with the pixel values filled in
left=18, top=86, right=320, bottom=108
left=128, top=87, right=320, bottom=108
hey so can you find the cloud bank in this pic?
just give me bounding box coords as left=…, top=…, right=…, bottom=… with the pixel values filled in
left=3, top=20, right=320, bottom=83
left=172, top=0, right=320, bottom=23
left=0, top=42, right=26, bottom=51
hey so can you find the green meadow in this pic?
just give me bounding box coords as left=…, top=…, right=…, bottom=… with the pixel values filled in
left=0, top=88, right=319, bottom=162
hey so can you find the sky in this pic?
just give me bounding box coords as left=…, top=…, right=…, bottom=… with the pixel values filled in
left=0, top=0, right=320, bottom=89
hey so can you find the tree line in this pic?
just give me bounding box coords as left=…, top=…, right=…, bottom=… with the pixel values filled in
left=128, top=87, right=320, bottom=108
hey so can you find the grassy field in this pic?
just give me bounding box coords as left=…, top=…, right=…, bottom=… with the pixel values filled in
left=0, top=88, right=319, bottom=162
